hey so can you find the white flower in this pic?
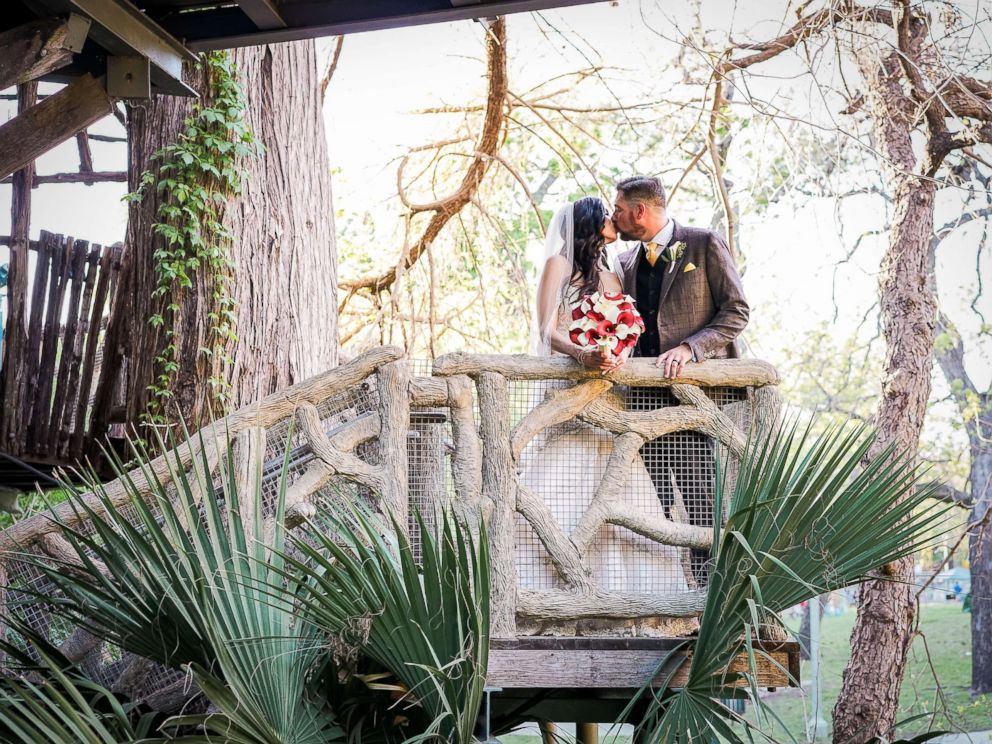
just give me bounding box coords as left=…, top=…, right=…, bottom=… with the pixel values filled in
left=616, top=323, right=632, bottom=340
left=599, top=336, right=620, bottom=351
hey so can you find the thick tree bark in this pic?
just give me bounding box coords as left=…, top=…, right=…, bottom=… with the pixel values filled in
left=832, top=45, right=938, bottom=743
left=93, top=41, right=337, bottom=434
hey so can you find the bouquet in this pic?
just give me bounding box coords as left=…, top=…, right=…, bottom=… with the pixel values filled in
left=568, top=291, right=645, bottom=359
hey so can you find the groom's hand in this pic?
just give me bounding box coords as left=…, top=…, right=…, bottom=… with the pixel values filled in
left=655, top=344, right=693, bottom=378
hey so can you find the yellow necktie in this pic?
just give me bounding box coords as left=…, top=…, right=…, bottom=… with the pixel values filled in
left=645, top=242, right=660, bottom=267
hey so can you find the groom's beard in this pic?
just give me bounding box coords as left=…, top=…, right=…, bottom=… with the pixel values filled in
left=618, top=228, right=643, bottom=242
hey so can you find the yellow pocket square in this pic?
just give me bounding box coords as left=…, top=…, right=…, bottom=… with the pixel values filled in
left=683, top=262, right=696, bottom=273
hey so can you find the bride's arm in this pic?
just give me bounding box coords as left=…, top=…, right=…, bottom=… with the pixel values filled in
left=537, top=257, right=611, bottom=368
left=536, top=256, right=578, bottom=358
left=598, top=271, right=623, bottom=294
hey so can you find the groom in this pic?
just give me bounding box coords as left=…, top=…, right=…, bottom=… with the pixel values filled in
left=611, top=175, right=749, bottom=583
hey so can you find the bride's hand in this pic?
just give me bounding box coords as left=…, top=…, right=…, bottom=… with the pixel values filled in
left=577, top=346, right=619, bottom=372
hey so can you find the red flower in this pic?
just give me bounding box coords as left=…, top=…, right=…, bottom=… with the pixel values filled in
left=572, top=306, right=584, bottom=321
left=587, top=310, right=605, bottom=322
left=618, top=301, right=634, bottom=313
left=617, top=310, right=636, bottom=328
left=602, top=291, right=623, bottom=302
left=595, top=319, right=616, bottom=336
left=569, top=328, right=583, bottom=344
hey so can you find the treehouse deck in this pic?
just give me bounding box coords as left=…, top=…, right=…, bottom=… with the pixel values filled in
left=0, top=346, right=798, bottom=717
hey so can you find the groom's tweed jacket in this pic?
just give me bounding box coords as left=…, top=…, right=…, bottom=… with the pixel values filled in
left=617, top=220, right=749, bottom=360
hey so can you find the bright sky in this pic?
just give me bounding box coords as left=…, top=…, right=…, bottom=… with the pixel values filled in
left=1, top=0, right=989, bottom=399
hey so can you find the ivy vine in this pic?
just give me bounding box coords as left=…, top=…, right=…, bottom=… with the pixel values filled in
left=127, top=51, right=258, bottom=422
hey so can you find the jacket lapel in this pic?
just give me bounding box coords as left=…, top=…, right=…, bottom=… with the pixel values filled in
left=621, top=245, right=642, bottom=302
left=657, top=220, right=687, bottom=310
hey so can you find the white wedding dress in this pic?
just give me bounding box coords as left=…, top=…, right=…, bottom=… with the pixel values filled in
left=515, top=291, right=689, bottom=608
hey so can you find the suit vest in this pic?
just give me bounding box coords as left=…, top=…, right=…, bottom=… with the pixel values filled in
left=634, top=249, right=665, bottom=358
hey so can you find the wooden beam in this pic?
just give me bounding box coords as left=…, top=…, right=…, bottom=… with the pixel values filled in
left=486, top=638, right=799, bottom=689
left=433, top=354, right=781, bottom=387
left=0, top=74, right=114, bottom=182
left=62, top=0, right=197, bottom=96
left=0, top=16, right=90, bottom=91
left=238, top=0, right=287, bottom=30
left=0, top=171, right=128, bottom=186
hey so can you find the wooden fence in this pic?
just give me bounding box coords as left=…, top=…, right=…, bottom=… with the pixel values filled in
left=0, top=230, right=122, bottom=464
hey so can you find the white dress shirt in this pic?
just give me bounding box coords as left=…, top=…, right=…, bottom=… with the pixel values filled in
left=645, top=217, right=675, bottom=251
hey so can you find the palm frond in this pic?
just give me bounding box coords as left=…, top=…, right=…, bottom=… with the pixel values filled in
left=283, top=505, right=491, bottom=744
left=0, top=615, right=155, bottom=744
left=631, top=417, right=955, bottom=744
left=12, top=428, right=341, bottom=744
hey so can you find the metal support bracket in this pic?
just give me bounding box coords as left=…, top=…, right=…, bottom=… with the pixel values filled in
left=107, top=55, right=149, bottom=98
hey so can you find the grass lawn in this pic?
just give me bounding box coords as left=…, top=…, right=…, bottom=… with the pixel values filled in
left=500, top=603, right=990, bottom=743
left=746, top=602, right=990, bottom=742
left=0, top=488, right=73, bottom=530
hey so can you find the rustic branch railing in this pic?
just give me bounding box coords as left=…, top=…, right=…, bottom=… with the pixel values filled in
left=0, top=346, right=780, bottom=701
left=430, top=353, right=779, bottom=636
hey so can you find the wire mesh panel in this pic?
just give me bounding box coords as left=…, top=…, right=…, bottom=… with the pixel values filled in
left=513, top=380, right=751, bottom=599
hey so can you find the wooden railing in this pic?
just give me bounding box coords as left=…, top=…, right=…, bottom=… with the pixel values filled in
left=0, top=346, right=781, bottom=695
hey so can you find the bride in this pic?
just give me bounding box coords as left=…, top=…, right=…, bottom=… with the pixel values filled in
left=516, top=197, right=689, bottom=632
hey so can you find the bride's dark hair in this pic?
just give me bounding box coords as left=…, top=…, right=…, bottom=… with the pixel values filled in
left=571, top=196, right=609, bottom=295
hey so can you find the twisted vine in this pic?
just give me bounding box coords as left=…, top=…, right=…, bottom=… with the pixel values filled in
left=126, top=51, right=258, bottom=421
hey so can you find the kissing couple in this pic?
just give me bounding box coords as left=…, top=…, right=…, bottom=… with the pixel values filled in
left=534, top=175, right=748, bottom=375
left=515, top=176, right=750, bottom=625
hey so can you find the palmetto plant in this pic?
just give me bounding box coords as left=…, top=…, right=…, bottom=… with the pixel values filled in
left=625, top=419, right=953, bottom=744
left=2, top=431, right=490, bottom=744
left=284, top=509, right=490, bottom=744
left=0, top=615, right=157, bottom=743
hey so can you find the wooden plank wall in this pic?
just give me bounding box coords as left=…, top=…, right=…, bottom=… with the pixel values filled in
left=0, top=231, right=123, bottom=463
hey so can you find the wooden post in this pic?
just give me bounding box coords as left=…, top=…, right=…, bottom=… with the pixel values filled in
left=0, top=82, right=38, bottom=456
left=32, top=235, right=72, bottom=454
left=0, top=74, right=114, bottom=181
left=374, top=360, right=411, bottom=531
left=476, top=371, right=517, bottom=637
left=576, top=722, right=599, bottom=744
left=446, top=375, right=482, bottom=524
left=49, top=240, right=90, bottom=455
left=65, top=245, right=102, bottom=457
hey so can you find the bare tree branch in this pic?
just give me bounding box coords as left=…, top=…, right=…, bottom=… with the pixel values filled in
left=340, top=19, right=508, bottom=297
left=320, top=36, right=344, bottom=100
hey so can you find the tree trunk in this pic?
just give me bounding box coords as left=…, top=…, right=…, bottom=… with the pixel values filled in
left=929, top=231, right=992, bottom=696
left=969, top=440, right=992, bottom=693
left=92, top=41, right=337, bottom=437
left=832, top=47, right=938, bottom=743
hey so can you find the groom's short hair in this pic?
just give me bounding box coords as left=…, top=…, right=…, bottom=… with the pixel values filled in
left=616, top=176, right=666, bottom=210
